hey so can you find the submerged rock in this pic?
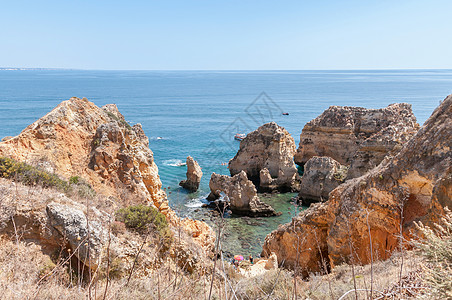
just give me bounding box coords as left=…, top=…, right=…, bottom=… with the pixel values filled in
left=263, top=95, right=452, bottom=274
left=298, top=156, right=348, bottom=204
left=229, top=122, right=300, bottom=192
left=294, top=103, right=419, bottom=178
left=179, top=156, right=202, bottom=192
left=207, top=171, right=276, bottom=217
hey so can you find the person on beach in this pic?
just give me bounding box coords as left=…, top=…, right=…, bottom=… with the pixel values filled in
left=249, top=254, right=253, bottom=264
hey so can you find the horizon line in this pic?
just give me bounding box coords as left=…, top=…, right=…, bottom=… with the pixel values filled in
left=2, top=67, right=452, bottom=72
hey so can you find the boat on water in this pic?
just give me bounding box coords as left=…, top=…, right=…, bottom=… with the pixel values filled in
left=234, top=133, right=246, bottom=141
left=176, top=162, right=187, bottom=167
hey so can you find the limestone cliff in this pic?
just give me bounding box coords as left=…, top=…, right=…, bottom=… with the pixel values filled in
left=0, top=97, right=214, bottom=251
left=229, top=122, right=299, bottom=192
left=294, top=103, right=419, bottom=179
left=263, top=95, right=451, bottom=274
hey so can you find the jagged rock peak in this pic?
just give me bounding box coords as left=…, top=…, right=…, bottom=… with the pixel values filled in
left=229, top=122, right=299, bottom=192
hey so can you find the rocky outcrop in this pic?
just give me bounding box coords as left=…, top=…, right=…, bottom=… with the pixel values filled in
left=179, top=156, right=202, bottom=192
left=0, top=178, right=113, bottom=270
left=229, top=122, right=300, bottom=192
left=46, top=202, right=108, bottom=269
left=207, top=171, right=276, bottom=217
left=262, top=202, right=332, bottom=276
left=0, top=97, right=214, bottom=252
left=294, top=103, right=419, bottom=178
left=263, top=95, right=451, bottom=274
left=298, top=156, right=348, bottom=204
left=0, top=97, right=166, bottom=211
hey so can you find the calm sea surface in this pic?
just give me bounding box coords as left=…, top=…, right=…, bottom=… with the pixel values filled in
left=1, top=70, right=451, bottom=256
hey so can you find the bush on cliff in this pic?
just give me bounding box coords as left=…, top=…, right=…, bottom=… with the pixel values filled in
left=0, top=157, right=96, bottom=199
left=0, top=157, right=69, bottom=191
left=115, top=204, right=172, bottom=242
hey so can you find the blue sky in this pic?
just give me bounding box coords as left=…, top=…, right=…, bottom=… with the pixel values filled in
left=1, top=0, right=451, bottom=70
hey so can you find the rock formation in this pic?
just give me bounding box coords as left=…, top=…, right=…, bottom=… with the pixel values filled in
left=0, top=97, right=214, bottom=252
left=46, top=202, right=108, bottom=269
left=207, top=171, right=276, bottom=217
left=298, top=156, right=348, bottom=205
left=229, top=122, right=300, bottom=192
left=179, top=156, right=202, bottom=192
left=294, top=103, right=419, bottom=178
left=263, top=95, right=451, bottom=275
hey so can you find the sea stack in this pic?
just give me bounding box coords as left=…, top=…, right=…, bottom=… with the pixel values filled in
left=179, top=156, right=202, bottom=192
left=207, top=171, right=277, bottom=217
left=229, top=122, right=300, bottom=192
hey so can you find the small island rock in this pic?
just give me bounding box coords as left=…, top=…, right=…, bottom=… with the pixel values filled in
left=179, top=156, right=202, bottom=192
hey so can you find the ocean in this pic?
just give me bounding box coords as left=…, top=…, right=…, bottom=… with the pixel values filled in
left=1, top=69, right=451, bottom=257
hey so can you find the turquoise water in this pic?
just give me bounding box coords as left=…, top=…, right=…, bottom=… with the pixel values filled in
left=1, top=70, right=452, bottom=256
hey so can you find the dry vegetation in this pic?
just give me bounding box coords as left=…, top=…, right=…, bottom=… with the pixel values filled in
left=0, top=163, right=450, bottom=299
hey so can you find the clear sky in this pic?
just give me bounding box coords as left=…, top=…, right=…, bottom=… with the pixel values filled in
left=1, top=0, right=452, bottom=70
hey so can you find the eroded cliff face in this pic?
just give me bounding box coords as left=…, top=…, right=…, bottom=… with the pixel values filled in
left=294, top=103, right=419, bottom=179
left=0, top=97, right=214, bottom=251
left=0, top=98, right=165, bottom=211
left=263, top=95, right=451, bottom=274
left=229, top=122, right=300, bottom=192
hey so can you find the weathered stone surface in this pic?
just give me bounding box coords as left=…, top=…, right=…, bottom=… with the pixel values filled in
left=46, top=202, right=107, bottom=269
left=179, top=156, right=202, bottom=192
left=207, top=171, right=276, bottom=217
left=263, top=95, right=451, bottom=274
left=0, top=97, right=214, bottom=252
left=229, top=122, right=300, bottom=192
left=262, top=202, right=332, bottom=275
left=294, top=103, right=419, bottom=178
left=298, top=156, right=348, bottom=204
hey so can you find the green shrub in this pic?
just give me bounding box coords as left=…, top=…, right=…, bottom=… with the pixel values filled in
left=69, top=176, right=80, bottom=184
left=115, top=204, right=172, bottom=241
left=0, top=157, right=69, bottom=191
left=333, top=165, right=349, bottom=181
left=106, top=111, right=132, bottom=130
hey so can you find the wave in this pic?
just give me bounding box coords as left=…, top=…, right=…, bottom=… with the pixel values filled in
left=162, top=159, right=186, bottom=167
left=185, top=195, right=209, bottom=208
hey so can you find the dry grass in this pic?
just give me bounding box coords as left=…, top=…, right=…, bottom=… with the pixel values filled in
left=298, top=250, right=424, bottom=300
left=412, top=208, right=452, bottom=299
left=0, top=177, right=449, bottom=300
